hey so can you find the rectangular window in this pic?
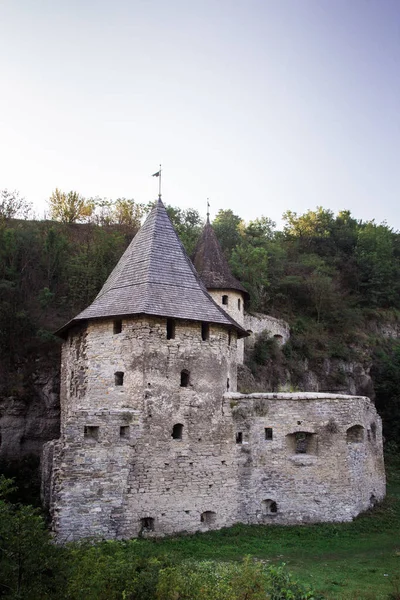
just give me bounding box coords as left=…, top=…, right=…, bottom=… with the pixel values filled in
left=84, top=426, right=99, bottom=440
left=236, top=431, right=243, bottom=444
left=166, top=318, right=175, bottom=340
left=265, top=427, right=273, bottom=440
left=120, top=425, right=130, bottom=438
left=113, top=319, right=122, bottom=334
left=201, top=322, right=210, bottom=341
left=115, top=371, right=124, bottom=386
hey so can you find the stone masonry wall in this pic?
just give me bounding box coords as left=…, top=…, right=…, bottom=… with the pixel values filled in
left=47, top=316, right=386, bottom=542
left=208, top=289, right=245, bottom=363
left=226, top=392, right=386, bottom=524
left=244, top=313, right=290, bottom=354
left=49, top=316, right=240, bottom=541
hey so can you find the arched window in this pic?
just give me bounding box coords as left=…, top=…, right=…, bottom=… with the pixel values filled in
left=346, top=425, right=364, bottom=443
left=180, top=370, right=190, bottom=387
left=261, top=499, right=278, bottom=515
left=172, top=423, right=183, bottom=440
left=200, top=511, right=216, bottom=525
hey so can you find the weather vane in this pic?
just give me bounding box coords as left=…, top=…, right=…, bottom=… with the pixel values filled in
left=207, top=198, right=210, bottom=223
left=152, top=164, right=162, bottom=200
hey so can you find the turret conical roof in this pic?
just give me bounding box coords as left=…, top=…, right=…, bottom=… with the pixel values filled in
left=57, top=200, right=247, bottom=337
left=192, top=221, right=249, bottom=298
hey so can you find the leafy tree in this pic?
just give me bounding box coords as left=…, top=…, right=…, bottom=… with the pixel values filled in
left=355, top=221, right=400, bottom=308
left=0, top=189, right=32, bottom=221
left=0, top=476, right=65, bottom=599
left=165, top=205, right=203, bottom=255
left=212, top=209, right=243, bottom=257
left=48, top=189, right=93, bottom=223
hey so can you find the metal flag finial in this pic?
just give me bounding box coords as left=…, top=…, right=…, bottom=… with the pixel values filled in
left=206, top=198, right=210, bottom=223
left=152, top=164, right=162, bottom=201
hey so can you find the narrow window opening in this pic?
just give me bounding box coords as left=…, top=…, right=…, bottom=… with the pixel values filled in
left=180, top=370, right=190, bottom=387
left=84, top=426, right=99, bottom=440
left=200, top=511, right=216, bottom=525
left=113, top=319, right=122, bottom=334
left=140, top=517, right=154, bottom=532
left=201, top=322, right=210, bottom=341
left=371, top=422, right=377, bottom=441
left=227, top=378, right=230, bottom=391
left=262, top=499, right=278, bottom=515
left=228, top=330, right=232, bottom=346
left=166, top=318, right=175, bottom=340
left=172, top=423, right=183, bottom=440
left=222, top=295, right=228, bottom=305
left=115, top=371, right=124, bottom=386
left=236, top=431, right=243, bottom=444
left=265, top=427, right=273, bottom=441
left=238, top=298, right=241, bottom=310
left=120, top=425, right=130, bottom=438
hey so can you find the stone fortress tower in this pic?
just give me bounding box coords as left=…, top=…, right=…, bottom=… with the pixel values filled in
left=42, top=199, right=386, bottom=542
left=192, top=215, right=249, bottom=363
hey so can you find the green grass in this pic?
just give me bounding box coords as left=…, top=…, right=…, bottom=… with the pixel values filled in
left=121, top=457, right=400, bottom=600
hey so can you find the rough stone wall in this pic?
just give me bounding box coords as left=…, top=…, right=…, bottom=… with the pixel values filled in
left=49, top=316, right=240, bottom=541
left=0, top=370, right=60, bottom=461
left=244, top=313, right=290, bottom=355
left=208, top=289, right=245, bottom=363
left=226, top=392, right=385, bottom=524
left=47, top=316, right=386, bottom=542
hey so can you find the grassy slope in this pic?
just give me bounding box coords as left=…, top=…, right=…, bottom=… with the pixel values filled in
left=125, top=458, right=400, bottom=600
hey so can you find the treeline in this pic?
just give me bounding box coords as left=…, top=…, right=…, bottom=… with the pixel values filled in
left=1, top=189, right=400, bottom=445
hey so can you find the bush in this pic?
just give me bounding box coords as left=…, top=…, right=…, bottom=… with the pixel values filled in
left=156, top=557, right=321, bottom=600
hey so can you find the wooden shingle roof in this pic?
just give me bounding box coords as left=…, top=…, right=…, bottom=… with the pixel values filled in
left=192, top=221, right=249, bottom=298
left=57, top=199, right=247, bottom=337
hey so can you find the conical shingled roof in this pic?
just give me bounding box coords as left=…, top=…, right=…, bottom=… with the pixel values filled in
left=57, top=200, right=247, bottom=337
left=192, top=221, right=249, bottom=298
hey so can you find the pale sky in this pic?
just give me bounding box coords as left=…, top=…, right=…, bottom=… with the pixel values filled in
left=1, top=0, right=399, bottom=229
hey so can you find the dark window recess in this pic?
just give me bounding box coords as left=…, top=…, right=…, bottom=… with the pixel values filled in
left=120, top=426, right=129, bottom=438
left=371, top=422, right=377, bottom=440
left=238, top=298, right=241, bottom=310
left=84, top=426, right=99, bottom=440
left=222, top=295, right=228, bottom=305
left=262, top=499, right=278, bottom=515
left=140, top=517, right=154, bottom=532
left=166, top=318, right=175, bottom=340
left=228, top=330, right=232, bottom=346
left=200, top=511, right=216, bottom=525
left=265, top=427, right=273, bottom=440
left=113, top=319, right=122, bottom=334
left=295, top=432, right=311, bottom=454
left=236, top=431, right=243, bottom=444
left=115, top=371, right=124, bottom=386
left=172, top=423, right=183, bottom=440
left=201, top=322, right=210, bottom=341
left=180, top=370, right=190, bottom=387
left=346, top=425, right=364, bottom=444
left=227, top=378, right=230, bottom=391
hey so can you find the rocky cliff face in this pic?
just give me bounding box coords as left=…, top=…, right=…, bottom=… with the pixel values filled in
left=238, top=357, right=375, bottom=399
left=0, top=359, right=60, bottom=463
